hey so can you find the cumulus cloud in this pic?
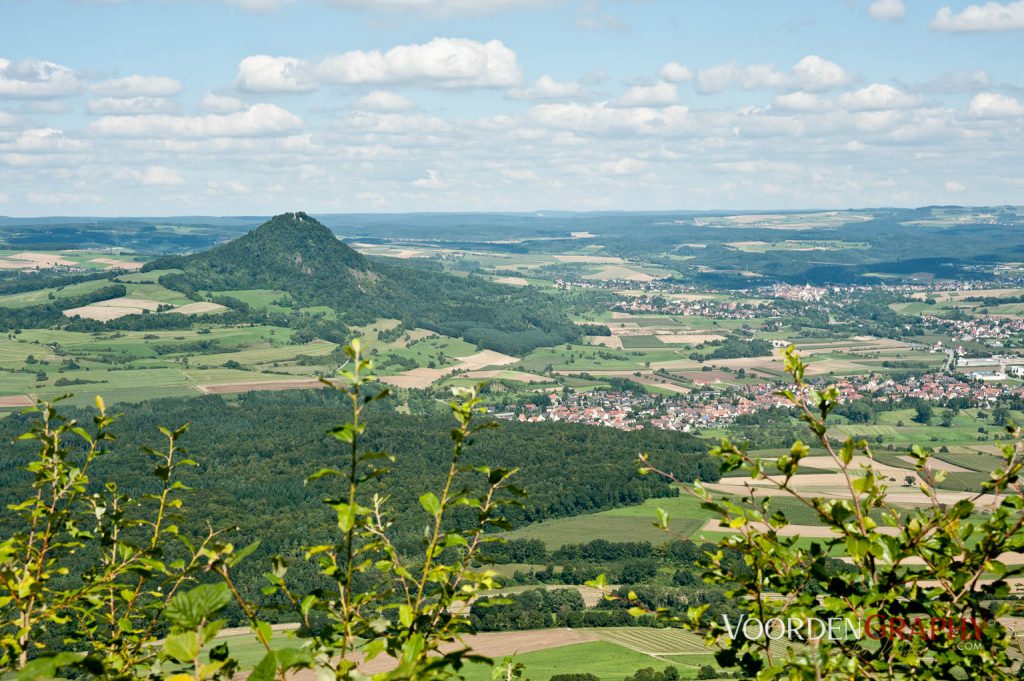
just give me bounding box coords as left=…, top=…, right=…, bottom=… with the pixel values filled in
left=354, top=90, right=416, bottom=111
left=91, top=75, right=182, bottom=97
left=868, top=0, right=906, bottom=21
left=0, top=58, right=82, bottom=98
left=695, top=55, right=849, bottom=94
left=900, top=70, right=990, bottom=94
left=527, top=102, right=691, bottom=136
left=945, top=180, right=967, bottom=192
left=659, top=62, right=692, bottom=83
left=597, top=157, right=648, bottom=175
left=200, top=93, right=246, bottom=113
left=236, top=55, right=317, bottom=93
left=968, top=92, right=1024, bottom=117
left=89, top=103, right=303, bottom=137
left=0, top=111, right=17, bottom=127
left=86, top=96, right=179, bottom=115
left=838, top=84, right=920, bottom=111
left=119, top=165, right=185, bottom=186
left=507, top=75, right=587, bottom=101
left=412, top=168, right=447, bottom=188
left=613, top=81, right=677, bottom=108
left=2, top=127, right=87, bottom=152
left=773, top=91, right=830, bottom=112
left=238, top=39, right=521, bottom=93
left=931, top=1, right=1024, bottom=31
left=317, top=38, right=521, bottom=88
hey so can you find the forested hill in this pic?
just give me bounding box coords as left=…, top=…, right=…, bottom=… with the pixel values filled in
left=0, top=389, right=717, bottom=589
left=146, top=212, right=580, bottom=355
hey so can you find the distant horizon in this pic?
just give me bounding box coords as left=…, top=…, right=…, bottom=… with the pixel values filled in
left=2, top=204, right=1023, bottom=221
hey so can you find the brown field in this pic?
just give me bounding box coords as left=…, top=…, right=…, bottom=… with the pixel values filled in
left=195, top=378, right=341, bottom=395
left=911, top=288, right=1023, bottom=302
left=896, top=455, right=970, bottom=472
left=0, top=395, right=33, bottom=408
left=12, top=252, right=77, bottom=267
left=89, top=258, right=144, bottom=270
left=698, top=519, right=900, bottom=539
left=64, top=296, right=164, bottom=321
left=657, top=333, right=726, bottom=344
left=462, top=370, right=551, bottom=383
left=674, top=370, right=733, bottom=384
left=382, top=351, right=520, bottom=388
left=169, top=301, right=228, bottom=315
left=635, top=376, right=690, bottom=394
left=553, top=254, right=623, bottom=264
left=584, top=265, right=656, bottom=282
left=493, top=276, right=529, bottom=286
left=587, top=335, right=623, bottom=349
left=63, top=305, right=140, bottom=321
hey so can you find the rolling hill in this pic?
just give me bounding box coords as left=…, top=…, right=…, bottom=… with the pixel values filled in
left=147, top=212, right=580, bottom=354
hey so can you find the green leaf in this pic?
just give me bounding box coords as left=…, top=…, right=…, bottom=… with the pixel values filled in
left=163, top=631, right=200, bottom=663
left=419, top=492, right=442, bottom=516
left=18, top=653, right=87, bottom=681
left=164, top=583, right=232, bottom=629
left=248, top=651, right=277, bottom=681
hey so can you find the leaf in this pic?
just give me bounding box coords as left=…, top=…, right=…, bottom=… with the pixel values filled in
left=18, top=652, right=87, bottom=681
left=248, top=651, right=277, bottom=681
left=419, top=492, right=442, bottom=516
left=163, top=631, right=200, bottom=663
left=164, top=583, right=232, bottom=629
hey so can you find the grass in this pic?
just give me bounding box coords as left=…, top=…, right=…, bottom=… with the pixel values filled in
left=459, top=641, right=701, bottom=681
left=0, top=279, right=114, bottom=308
left=505, top=493, right=715, bottom=548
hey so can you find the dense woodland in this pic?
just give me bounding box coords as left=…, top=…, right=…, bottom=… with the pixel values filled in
left=0, top=388, right=716, bottom=603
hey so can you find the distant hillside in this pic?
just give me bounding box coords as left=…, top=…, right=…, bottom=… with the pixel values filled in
left=146, top=212, right=579, bottom=354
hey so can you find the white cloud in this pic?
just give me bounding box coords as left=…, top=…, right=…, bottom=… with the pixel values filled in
left=317, top=38, right=521, bottom=89
left=968, top=92, right=1024, bottom=117
left=0, top=58, right=82, bottom=98
left=2, top=127, right=87, bottom=152
left=120, top=165, right=185, bottom=186
left=931, top=1, right=1024, bottom=31
left=838, top=84, right=920, bottom=111
left=869, top=0, right=906, bottom=21
left=90, top=103, right=303, bottom=137
left=507, top=75, right=587, bottom=101
left=613, top=81, right=677, bottom=108
left=91, top=75, right=182, bottom=97
left=597, top=157, right=648, bottom=175
left=412, top=169, right=447, bottom=188
left=659, top=62, right=692, bottom=83
left=902, top=70, right=990, bottom=94
left=0, top=111, right=17, bottom=127
left=527, top=102, right=691, bottom=136
left=791, top=56, right=852, bottom=92
left=236, top=55, right=317, bottom=93
left=945, top=180, right=967, bottom=192
left=86, top=96, right=179, bottom=115
left=773, top=91, right=829, bottom=112
left=355, top=90, right=416, bottom=111
left=224, top=0, right=292, bottom=11
left=695, top=55, right=849, bottom=94
left=237, top=39, right=521, bottom=93
left=200, top=93, right=246, bottom=113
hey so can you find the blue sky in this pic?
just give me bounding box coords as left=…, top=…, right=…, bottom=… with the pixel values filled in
left=1, top=0, right=1023, bottom=215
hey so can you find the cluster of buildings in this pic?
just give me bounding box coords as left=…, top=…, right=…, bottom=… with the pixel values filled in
left=922, top=314, right=1024, bottom=347
left=610, top=296, right=768, bottom=319
left=501, top=370, right=1022, bottom=433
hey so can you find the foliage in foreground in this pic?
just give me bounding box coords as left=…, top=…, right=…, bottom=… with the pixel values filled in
left=0, top=339, right=520, bottom=680
left=633, top=346, right=1024, bottom=679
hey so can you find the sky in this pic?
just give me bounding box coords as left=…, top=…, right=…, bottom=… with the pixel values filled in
left=1, top=0, right=1023, bottom=216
